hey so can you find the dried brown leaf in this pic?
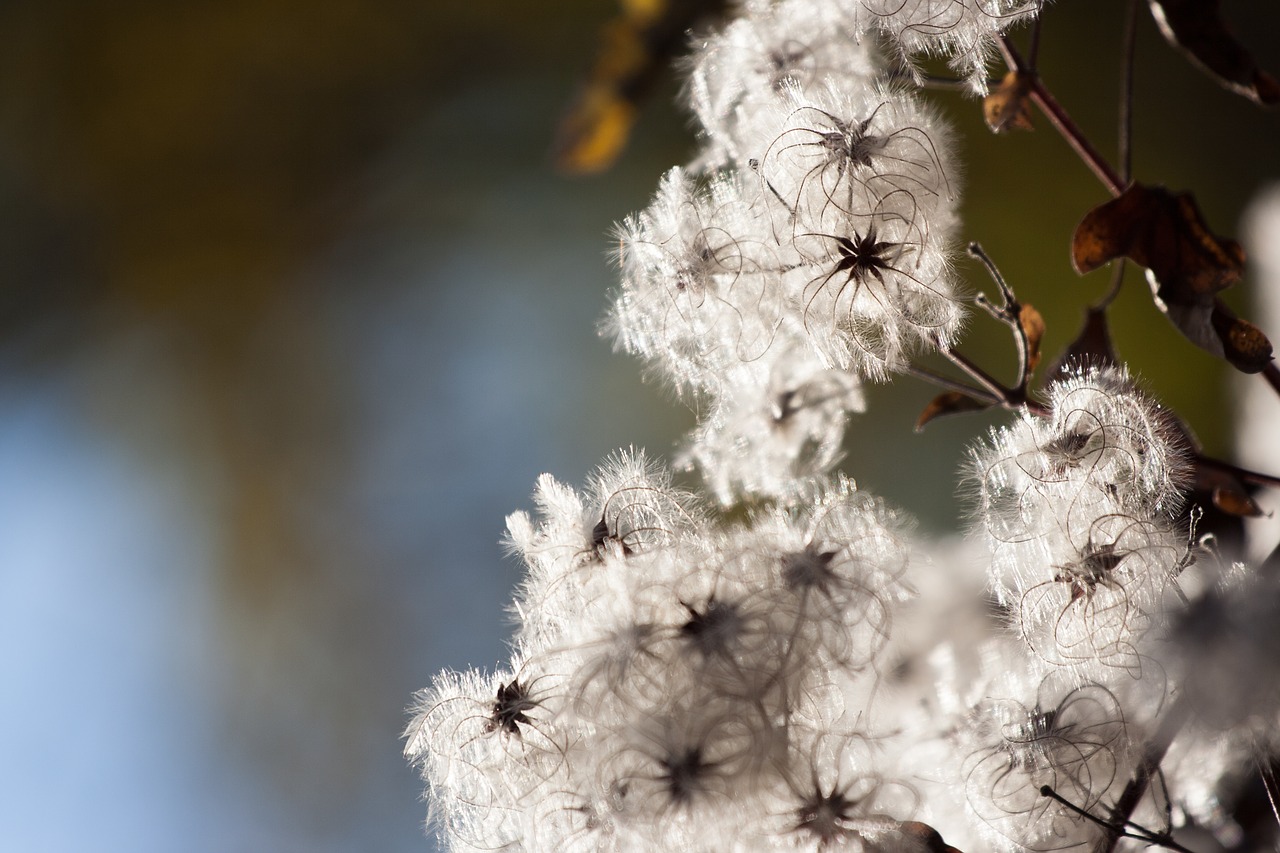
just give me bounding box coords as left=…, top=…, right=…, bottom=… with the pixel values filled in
left=1210, top=304, right=1274, bottom=373
left=1048, top=306, right=1118, bottom=383
left=1212, top=485, right=1264, bottom=518
left=1072, top=185, right=1149, bottom=275
left=1019, top=303, right=1046, bottom=373
left=915, top=391, right=990, bottom=431
left=1072, top=183, right=1271, bottom=372
left=1195, top=458, right=1265, bottom=517
left=983, top=70, right=1035, bottom=133
left=1149, top=0, right=1280, bottom=106
left=898, top=822, right=964, bottom=853
left=1071, top=184, right=1244, bottom=292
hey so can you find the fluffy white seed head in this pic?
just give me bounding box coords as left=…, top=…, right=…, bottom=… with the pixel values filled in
left=969, top=367, right=1194, bottom=683
left=680, top=348, right=863, bottom=504
left=970, top=366, right=1190, bottom=557
left=608, top=167, right=786, bottom=399
left=854, top=0, right=1044, bottom=93
left=686, top=0, right=878, bottom=169
left=961, top=674, right=1137, bottom=852
left=753, top=80, right=959, bottom=231
left=506, top=449, right=706, bottom=653
left=416, top=465, right=935, bottom=852
left=608, top=99, right=963, bottom=391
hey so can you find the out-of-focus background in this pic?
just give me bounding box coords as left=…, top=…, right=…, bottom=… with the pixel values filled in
left=0, top=1, right=1275, bottom=850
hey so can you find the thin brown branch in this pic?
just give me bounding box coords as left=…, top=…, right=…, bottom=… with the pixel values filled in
left=1025, top=10, right=1043, bottom=71
left=968, top=242, right=1032, bottom=393
left=903, top=364, right=1000, bottom=403
left=1264, top=362, right=1280, bottom=398
left=997, top=36, right=1125, bottom=197
left=1093, top=258, right=1126, bottom=310
left=940, top=348, right=1031, bottom=409
left=1119, top=0, right=1139, bottom=183
left=1102, top=692, right=1195, bottom=853
left=1196, top=454, right=1280, bottom=490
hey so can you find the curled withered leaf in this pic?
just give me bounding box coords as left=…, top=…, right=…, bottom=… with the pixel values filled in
left=1048, top=306, right=1118, bottom=384
left=1156, top=294, right=1274, bottom=373
left=1209, top=302, right=1274, bottom=373
left=1212, top=485, right=1264, bottom=518
left=983, top=70, right=1035, bottom=133
left=897, top=822, right=964, bottom=853
left=553, top=0, right=729, bottom=174
left=915, top=391, right=990, bottom=432
left=1148, top=0, right=1280, bottom=106
left=1072, top=183, right=1272, bottom=372
left=1194, top=458, right=1265, bottom=517
left=1071, top=184, right=1244, bottom=290
left=1151, top=409, right=1252, bottom=523
left=1019, top=302, right=1046, bottom=373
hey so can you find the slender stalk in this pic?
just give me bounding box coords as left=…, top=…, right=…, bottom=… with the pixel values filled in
left=903, top=364, right=1000, bottom=403
left=1039, top=786, right=1196, bottom=852
left=1118, top=0, right=1139, bottom=183
left=968, top=242, right=1032, bottom=394
left=1087, top=0, right=1137, bottom=311
left=1195, top=454, right=1280, bottom=490
left=1102, top=692, right=1195, bottom=853
left=1265, top=362, right=1280, bottom=397
left=941, top=348, right=1028, bottom=408
left=997, top=36, right=1125, bottom=196
left=1028, top=83, right=1125, bottom=197
left=1025, top=11, right=1043, bottom=71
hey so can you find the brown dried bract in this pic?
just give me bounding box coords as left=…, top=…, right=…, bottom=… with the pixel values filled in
left=1209, top=303, right=1273, bottom=374
left=1048, top=306, right=1118, bottom=384
left=897, top=821, right=964, bottom=853
left=1020, top=302, right=1046, bottom=373
left=1072, top=183, right=1272, bottom=373
left=1211, top=484, right=1264, bottom=518
left=1149, top=0, right=1280, bottom=106
left=983, top=70, right=1036, bottom=133
left=915, top=391, right=990, bottom=431
left=1071, top=184, right=1243, bottom=292
left=1194, top=458, right=1265, bottom=517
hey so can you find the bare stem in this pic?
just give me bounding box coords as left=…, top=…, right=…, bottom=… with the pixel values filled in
left=903, top=364, right=1000, bottom=404
left=1196, top=454, right=1280, bottom=490
left=1026, top=10, right=1043, bottom=71
left=940, top=348, right=1029, bottom=409
left=1264, top=362, right=1280, bottom=398
left=1039, top=786, right=1196, bottom=852
left=1102, top=692, right=1196, bottom=853
left=997, top=36, right=1125, bottom=197
left=1119, top=0, right=1139, bottom=183
left=968, top=242, right=1032, bottom=393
